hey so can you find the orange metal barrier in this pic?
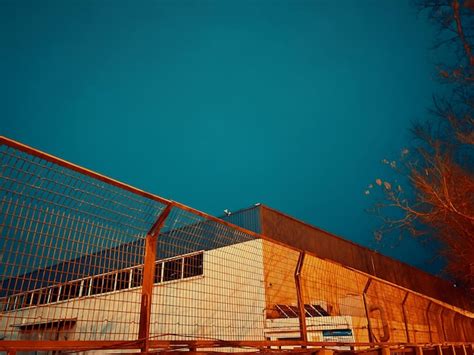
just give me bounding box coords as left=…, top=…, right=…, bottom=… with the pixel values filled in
left=0, top=136, right=473, bottom=353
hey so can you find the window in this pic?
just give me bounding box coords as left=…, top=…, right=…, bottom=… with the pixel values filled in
left=90, top=274, right=116, bottom=295
left=49, top=287, right=60, bottom=303
left=1, top=251, right=205, bottom=310
left=102, top=273, right=116, bottom=293
left=32, top=289, right=49, bottom=306
left=90, top=277, right=103, bottom=295
left=58, top=281, right=81, bottom=301
left=131, top=267, right=143, bottom=288
left=81, top=279, right=91, bottom=297
left=116, top=270, right=130, bottom=290
left=163, top=259, right=182, bottom=282
left=15, top=294, right=28, bottom=310
left=7, top=297, right=17, bottom=311
left=1, top=298, right=8, bottom=312
left=154, top=263, right=162, bottom=284
left=183, top=253, right=203, bottom=278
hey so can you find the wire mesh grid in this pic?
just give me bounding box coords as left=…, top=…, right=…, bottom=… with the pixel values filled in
left=299, top=254, right=370, bottom=344
left=365, top=280, right=408, bottom=342
left=0, top=142, right=166, bottom=342
left=0, top=137, right=473, bottom=353
left=150, top=207, right=266, bottom=348
left=404, top=294, right=431, bottom=343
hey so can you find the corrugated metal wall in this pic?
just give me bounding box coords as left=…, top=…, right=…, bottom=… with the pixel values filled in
left=259, top=205, right=473, bottom=313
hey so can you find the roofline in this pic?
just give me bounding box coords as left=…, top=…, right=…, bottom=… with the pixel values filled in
left=257, top=203, right=452, bottom=283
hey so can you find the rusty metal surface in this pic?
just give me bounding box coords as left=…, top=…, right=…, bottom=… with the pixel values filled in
left=260, top=205, right=473, bottom=313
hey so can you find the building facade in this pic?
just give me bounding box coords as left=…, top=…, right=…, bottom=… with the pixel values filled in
left=0, top=136, right=473, bottom=353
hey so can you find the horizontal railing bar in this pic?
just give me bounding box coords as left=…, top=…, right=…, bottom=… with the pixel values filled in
left=0, top=136, right=171, bottom=206
left=1, top=340, right=473, bottom=351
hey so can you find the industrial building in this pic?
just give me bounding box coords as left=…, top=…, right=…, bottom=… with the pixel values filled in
left=0, top=136, right=473, bottom=353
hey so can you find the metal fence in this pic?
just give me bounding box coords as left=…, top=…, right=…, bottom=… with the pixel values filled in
left=0, top=136, right=473, bottom=353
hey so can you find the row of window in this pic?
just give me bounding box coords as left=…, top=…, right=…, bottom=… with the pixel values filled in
left=1, top=251, right=204, bottom=313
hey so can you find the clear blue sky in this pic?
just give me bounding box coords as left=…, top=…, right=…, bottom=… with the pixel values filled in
left=1, top=1, right=444, bottom=274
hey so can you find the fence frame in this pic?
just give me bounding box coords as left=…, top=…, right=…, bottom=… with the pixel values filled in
left=0, top=136, right=473, bottom=353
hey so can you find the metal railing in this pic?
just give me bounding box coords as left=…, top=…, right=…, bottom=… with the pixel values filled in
left=0, top=136, right=473, bottom=353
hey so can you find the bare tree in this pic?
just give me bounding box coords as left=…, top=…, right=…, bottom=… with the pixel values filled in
left=370, top=0, right=474, bottom=295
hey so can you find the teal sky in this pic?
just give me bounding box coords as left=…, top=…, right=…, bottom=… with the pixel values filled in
left=1, top=1, right=444, bottom=274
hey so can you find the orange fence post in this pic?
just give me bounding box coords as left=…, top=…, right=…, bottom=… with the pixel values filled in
left=363, top=278, right=374, bottom=343
left=294, top=252, right=307, bottom=343
left=402, top=292, right=410, bottom=343
left=138, top=204, right=173, bottom=352
left=426, top=301, right=433, bottom=343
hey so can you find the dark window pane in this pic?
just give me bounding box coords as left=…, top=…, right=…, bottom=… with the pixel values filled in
left=163, top=259, right=182, bottom=282
left=116, top=270, right=130, bottom=290
left=15, top=294, right=29, bottom=309
left=183, top=253, right=203, bottom=278
left=14, top=295, right=22, bottom=310
left=49, top=287, right=60, bottom=303
left=71, top=281, right=82, bottom=298
left=23, top=293, right=33, bottom=308
left=30, top=292, right=39, bottom=306
left=91, top=277, right=103, bottom=295
left=131, top=267, right=143, bottom=288
left=81, top=279, right=91, bottom=297
left=6, top=297, right=15, bottom=311
left=1, top=298, right=8, bottom=312
left=154, top=263, right=162, bottom=284
left=35, top=289, right=49, bottom=305
left=58, top=282, right=81, bottom=301
left=102, top=273, right=116, bottom=293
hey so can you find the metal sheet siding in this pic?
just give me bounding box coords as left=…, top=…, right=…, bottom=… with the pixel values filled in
left=260, top=205, right=473, bottom=312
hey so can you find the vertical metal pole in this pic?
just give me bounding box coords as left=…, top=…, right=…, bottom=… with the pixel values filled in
left=426, top=301, right=433, bottom=343
left=402, top=292, right=410, bottom=343
left=294, top=252, right=307, bottom=343
left=138, top=204, right=173, bottom=353
left=363, top=278, right=374, bottom=343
